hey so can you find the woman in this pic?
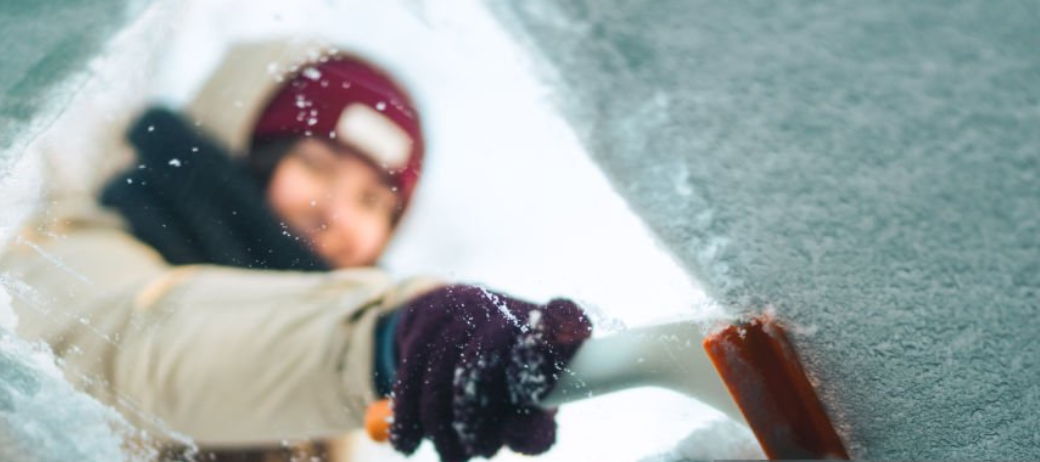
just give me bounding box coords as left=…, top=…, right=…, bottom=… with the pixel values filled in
left=2, top=40, right=591, bottom=462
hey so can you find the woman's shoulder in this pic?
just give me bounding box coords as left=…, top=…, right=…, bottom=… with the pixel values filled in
left=11, top=195, right=135, bottom=245
left=3, top=195, right=168, bottom=279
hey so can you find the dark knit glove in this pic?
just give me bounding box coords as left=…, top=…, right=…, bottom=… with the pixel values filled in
left=389, top=285, right=592, bottom=462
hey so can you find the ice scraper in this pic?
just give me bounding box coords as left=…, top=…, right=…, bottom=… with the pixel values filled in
left=365, top=313, right=849, bottom=460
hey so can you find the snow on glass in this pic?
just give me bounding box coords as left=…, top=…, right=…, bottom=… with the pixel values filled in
left=0, top=281, right=156, bottom=462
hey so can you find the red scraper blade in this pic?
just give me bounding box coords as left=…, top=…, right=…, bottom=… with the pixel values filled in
left=704, top=314, right=849, bottom=460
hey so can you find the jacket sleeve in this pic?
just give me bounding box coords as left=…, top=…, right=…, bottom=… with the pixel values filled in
left=1, top=198, right=441, bottom=446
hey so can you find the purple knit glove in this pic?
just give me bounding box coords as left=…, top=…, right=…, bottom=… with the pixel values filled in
left=389, top=285, right=592, bottom=462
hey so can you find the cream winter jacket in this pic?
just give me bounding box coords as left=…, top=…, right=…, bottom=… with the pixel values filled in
left=0, top=40, right=437, bottom=447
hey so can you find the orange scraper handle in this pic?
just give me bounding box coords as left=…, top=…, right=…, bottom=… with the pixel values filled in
left=704, top=315, right=849, bottom=460
left=365, top=399, right=393, bottom=442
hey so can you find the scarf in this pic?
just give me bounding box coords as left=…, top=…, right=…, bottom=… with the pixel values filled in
left=100, top=107, right=330, bottom=272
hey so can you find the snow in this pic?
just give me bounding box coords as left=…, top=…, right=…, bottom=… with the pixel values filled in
left=0, top=310, right=149, bottom=462
left=0, top=54, right=138, bottom=458
left=0, top=0, right=152, bottom=167
left=493, top=1, right=1040, bottom=459
left=477, top=287, right=527, bottom=333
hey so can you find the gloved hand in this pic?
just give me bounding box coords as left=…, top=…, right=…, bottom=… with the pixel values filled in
left=389, top=285, right=592, bottom=462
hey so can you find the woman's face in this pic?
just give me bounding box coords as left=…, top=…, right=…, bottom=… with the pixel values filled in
left=265, top=138, right=398, bottom=269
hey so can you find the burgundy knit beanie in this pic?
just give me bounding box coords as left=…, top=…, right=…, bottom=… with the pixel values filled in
left=249, top=53, right=424, bottom=219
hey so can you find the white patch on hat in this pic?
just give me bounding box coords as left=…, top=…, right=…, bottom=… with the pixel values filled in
left=335, top=103, right=411, bottom=169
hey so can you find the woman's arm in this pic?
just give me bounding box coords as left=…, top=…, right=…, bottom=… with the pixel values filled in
left=2, top=203, right=438, bottom=445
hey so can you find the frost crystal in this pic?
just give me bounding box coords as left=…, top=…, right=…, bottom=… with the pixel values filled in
left=477, top=287, right=525, bottom=332
left=302, top=67, right=322, bottom=80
